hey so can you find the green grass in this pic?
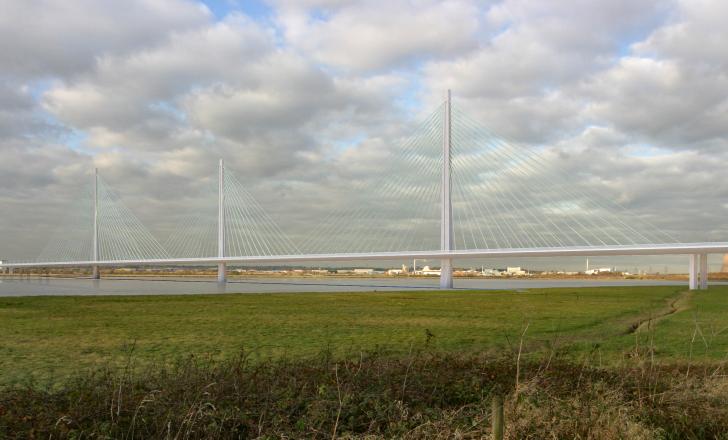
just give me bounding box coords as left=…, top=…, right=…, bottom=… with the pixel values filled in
left=647, top=289, right=728, bottom=358
left=1, top=285, right=728, bottom=385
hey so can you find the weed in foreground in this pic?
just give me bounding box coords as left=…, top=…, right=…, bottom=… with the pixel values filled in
left=1, top=349, right=728, bottom=439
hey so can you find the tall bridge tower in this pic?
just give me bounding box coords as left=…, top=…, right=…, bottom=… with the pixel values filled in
left=440, top=90, right=454, bottom=289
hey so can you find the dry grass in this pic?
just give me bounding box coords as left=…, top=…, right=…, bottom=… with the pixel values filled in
left=2, top=348, right=728, bottom=439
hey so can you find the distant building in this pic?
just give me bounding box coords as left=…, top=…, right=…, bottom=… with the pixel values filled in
left=455, top=268, right=481, bottom=276
left=585, top=267, right=613, bottom=275
left=353, top=268, right=374, bottom=275
left=480, top=268, right=501, bottom=276
left=388, top=264, right=412, bottom=275
left=415, top=265, right=441, bottom=276
left=506, top=266, right=527, bottom=276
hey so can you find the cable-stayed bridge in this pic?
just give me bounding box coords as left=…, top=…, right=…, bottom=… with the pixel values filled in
left=2, top=92, right=726, bottom=290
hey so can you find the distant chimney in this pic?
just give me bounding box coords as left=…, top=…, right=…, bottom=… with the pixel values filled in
left=723, top=254, right=728, bottom=273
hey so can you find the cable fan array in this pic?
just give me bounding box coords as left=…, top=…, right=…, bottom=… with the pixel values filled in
left=298, top=105, right=444, bottom=254
left=449, top=104, right=678, bottom=250
left=36, top=187, right=94, bottom=263
left=37, top=176, right=168, bottom=262
left=96, top=179, right=169, bottom=260
left=33, top=98, right=682, bottom=264
left=163, top=167, right=300, bottom=258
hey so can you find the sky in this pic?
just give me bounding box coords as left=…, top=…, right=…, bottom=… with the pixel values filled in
left=1, top=0, right=727, bottom=271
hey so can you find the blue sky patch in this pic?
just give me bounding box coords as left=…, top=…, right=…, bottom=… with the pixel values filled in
left=201, top=0, right=272, bottom=21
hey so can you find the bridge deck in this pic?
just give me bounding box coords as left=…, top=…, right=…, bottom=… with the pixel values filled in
left=3, top=242, right=728, bottom=268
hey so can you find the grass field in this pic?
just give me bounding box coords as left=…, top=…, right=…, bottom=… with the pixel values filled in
left=3, top=285, right=728, bottom=438
left=2, top=285, right=728, bottom=386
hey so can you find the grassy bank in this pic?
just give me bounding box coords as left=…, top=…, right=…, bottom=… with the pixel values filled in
left=2, top=286, right=728, bottom=386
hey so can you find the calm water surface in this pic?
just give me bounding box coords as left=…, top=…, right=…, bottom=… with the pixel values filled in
left=0, top=276, right=715, bottom=296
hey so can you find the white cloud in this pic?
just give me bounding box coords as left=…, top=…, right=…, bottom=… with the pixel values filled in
left=633, top=0, right=728, bottom=68
left=275, top=0, right=481, bottom=71
left=0, top=0, right=211, bottom=77
left=1, top=0, right=728, bottom=265
left=584, top=57, right=728, bottom=147
left=581, top=0, right=728, bottom=149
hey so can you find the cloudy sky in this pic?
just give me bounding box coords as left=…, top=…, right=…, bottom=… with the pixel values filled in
left=1, top=0, right=727, bottom=270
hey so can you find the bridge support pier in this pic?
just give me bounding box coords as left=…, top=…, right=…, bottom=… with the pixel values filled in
left=440, top=259, right=453, bottom=289
left=700, top=253, right=708, bottom=290
left=217, top=263, right=226, bottom=283
left=689, top=254, right=699, bottom=290
left=92, top=265, right=100, bottom=280
left=690, top=254, right=709, bottom=290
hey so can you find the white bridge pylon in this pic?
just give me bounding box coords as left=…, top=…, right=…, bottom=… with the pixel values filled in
left=1, top=91, right=725, bottom=290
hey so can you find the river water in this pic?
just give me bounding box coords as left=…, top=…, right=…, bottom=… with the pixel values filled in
left=0, top=276, right=717, bottom=296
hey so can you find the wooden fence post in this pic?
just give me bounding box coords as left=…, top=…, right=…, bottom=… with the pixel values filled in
left=492, top=394, right=504, bottom=440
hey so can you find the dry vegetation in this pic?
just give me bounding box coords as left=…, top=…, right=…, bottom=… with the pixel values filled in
left=2, top=349, right=728, bottom=439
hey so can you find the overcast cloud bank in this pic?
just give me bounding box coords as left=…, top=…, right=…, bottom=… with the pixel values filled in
left=1, top=0, right=726, bottom=270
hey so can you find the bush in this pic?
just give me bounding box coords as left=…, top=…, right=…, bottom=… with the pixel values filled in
left=1, top=350, right=727, bottom=438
